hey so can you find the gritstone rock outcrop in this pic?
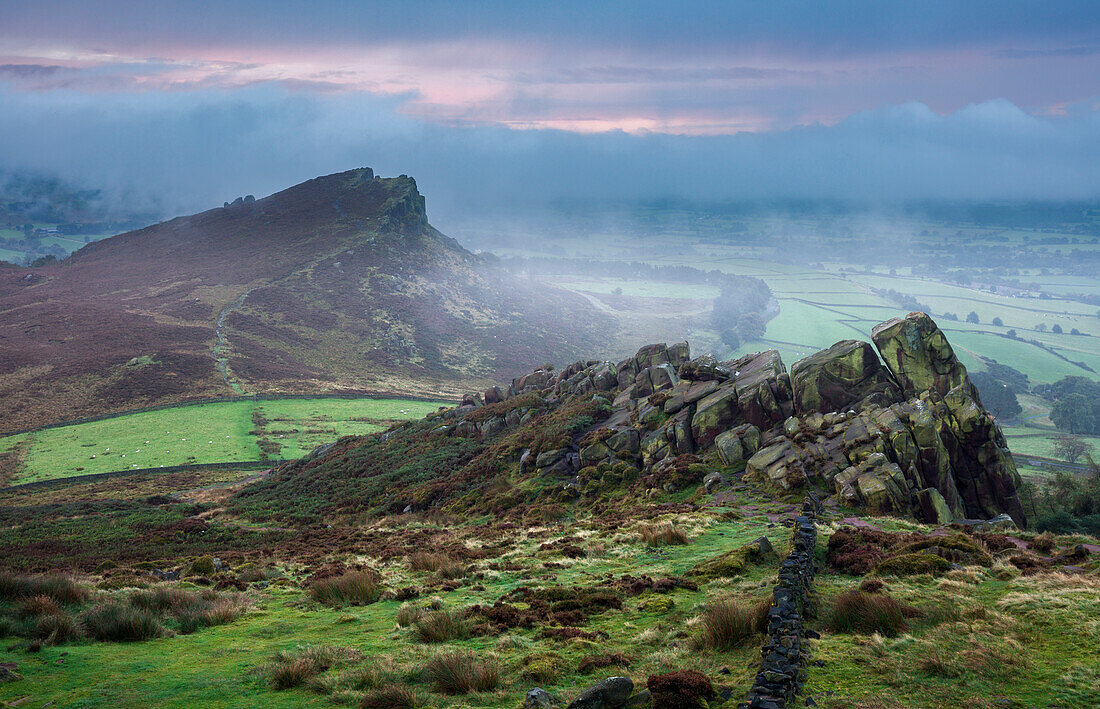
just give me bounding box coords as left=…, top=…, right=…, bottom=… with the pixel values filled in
left=442, top=312, right=1026, bottom=527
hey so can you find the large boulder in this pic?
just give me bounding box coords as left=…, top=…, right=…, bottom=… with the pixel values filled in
left=634, top=364, right=678, bottom=398
left=727, top=350, right=793, bottom=430
left=568, top=677, right=634, bottom=709
left=690, top=385, right=740, bottom=448
left=714, top=430, right=743, bottom=467
left=789, top=339, right=900, bottom=415
left=872, top=312, right=967, bottom=399
left=745, top=437, right=806, bottom=489
left=833, top=453, right=910, bottom=513
left=872, top=313, right=1026, bottom=527
left=678, top=354, right=731, bottom=382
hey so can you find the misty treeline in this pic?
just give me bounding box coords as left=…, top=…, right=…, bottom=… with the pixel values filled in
left=0, top=171, right=155, bottom=230
left=498, top=256, right=773, bottom=350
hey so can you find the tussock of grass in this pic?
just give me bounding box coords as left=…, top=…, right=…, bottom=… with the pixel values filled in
left=395, top=602, right=421, bottom=627
left=361, top=683, right=419, bottom=709
left=261, top=646, right=364, bottom=690
left=694, top=596, right=770, bottom=650
left=17, top=594, right=61, bottom=618
left=407, top=552, right=467, bottom=579
left=425, top=651, right=500, bottom=694
left=33, top=611, right=77, bottom=644
left=0, top=572, right=89, bottom=604
left=1, top=581, right=250, bottom=646
left=824, top=590, right=915, bottom=637
left=414, top=607, right=468, bottom=643
left=989, top=561, right=1022, bottom=581
left=310, top=571, right=383, bottom=607
left=638, top=521, right=690, bottom=546
left=308, top=658, right=403, bottom=695
left=80, top=601, right=166, bottom=642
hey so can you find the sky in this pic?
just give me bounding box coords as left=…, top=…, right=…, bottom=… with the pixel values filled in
left=1, top=1, right=1099, bottom=219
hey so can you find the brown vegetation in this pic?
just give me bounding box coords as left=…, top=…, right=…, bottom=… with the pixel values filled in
left=310, top=571, right=383, bottom=607
left=824, top=590, right=919, bottom=637
left=695, top=596, right=771, bottom=649
left=424, top=651, right=500, bottom=694
left=638, top=521, right=690, bottom=546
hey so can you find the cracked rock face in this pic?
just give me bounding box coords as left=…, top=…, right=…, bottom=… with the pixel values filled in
left=456, top=313, right=1027, bottom=527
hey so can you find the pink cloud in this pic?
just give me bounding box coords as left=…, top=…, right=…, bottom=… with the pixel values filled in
left=0, top=36, right=1097, bottom=135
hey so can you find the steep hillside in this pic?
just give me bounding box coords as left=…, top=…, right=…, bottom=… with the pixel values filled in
left=0, top=169, right=613, bottom=431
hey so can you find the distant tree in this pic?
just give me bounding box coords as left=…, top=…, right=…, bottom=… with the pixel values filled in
left=1036, top=323, right=1047, bottom=332
left=1006, top=329, right=1017, bottom=339
left=992, top=317, right=1004, bottom=327
left=966, top=311, right=980, bottom=324
left=30, top=254, right=57, bottom=267
left=971, top=371, right=1021, bottom=420
left=1052, top=434, right=1092, bottom=464
left=942, top=312, right=958, bottom=321
left=1071, top=328, right=1082, bottom=336
left=1052, top=324, right=1063, bottom=334
left=1051, top=393, right=1099, bottom=435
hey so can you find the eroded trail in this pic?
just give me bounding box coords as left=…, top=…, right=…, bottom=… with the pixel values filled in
left=213, top=288, right=255, bottom=393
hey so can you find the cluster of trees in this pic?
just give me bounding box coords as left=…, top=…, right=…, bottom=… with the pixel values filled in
left=970, top=371, right=1022, bottom=420
left=1036, top=376, right=1100, bottom=435
left=871, top=288, right=930, bottom=314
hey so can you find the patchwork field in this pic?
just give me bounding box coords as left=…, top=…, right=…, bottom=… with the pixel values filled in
left=0, top=397, right=448, bottom=486
left=469, top=207, right=1100, bottom=388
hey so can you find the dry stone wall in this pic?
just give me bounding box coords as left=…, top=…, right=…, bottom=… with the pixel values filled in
left=738, top=495, right=819, bottom=709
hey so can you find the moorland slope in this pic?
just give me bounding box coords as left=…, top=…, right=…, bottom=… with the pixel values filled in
left=0, top=169, right=614, bottom=431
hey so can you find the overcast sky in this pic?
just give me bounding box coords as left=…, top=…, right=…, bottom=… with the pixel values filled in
left=1, top=1, right=1099, bottom=219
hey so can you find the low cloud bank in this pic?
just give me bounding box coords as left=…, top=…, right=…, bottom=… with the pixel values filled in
left=1, top=84, right=1098, bottom=223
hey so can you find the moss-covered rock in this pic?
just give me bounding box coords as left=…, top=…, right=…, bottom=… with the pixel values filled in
left=638, top=595, right=675, bottom=613
left=789, top=339, right=901, bottom=415
left=689, top=537, right=775, bottom=578
left=872, top=312, right=967, bottom=399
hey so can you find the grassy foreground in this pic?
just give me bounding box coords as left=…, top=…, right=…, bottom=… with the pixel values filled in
left=0, top=462, right=1096, bottom=709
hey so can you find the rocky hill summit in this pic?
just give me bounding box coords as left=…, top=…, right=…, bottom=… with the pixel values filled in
left=238, top=311, right=1025, bottom=527
left=0, top=168, right=614, bottom=431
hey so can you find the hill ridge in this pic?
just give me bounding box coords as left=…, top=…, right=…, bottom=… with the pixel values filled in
left=0, top=168, right=614, bottom=431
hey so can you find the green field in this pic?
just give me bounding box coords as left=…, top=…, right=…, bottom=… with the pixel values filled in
left=1001, top=426, right=1100, bottom=460
left=0, top=397, right=447, bottom=485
